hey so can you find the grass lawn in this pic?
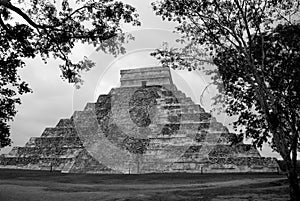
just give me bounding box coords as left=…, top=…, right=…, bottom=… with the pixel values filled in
left=0, top=169, right=290, bottom=201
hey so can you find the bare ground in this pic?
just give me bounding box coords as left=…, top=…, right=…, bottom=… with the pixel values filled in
left=0, top=169, right=290, bottom=201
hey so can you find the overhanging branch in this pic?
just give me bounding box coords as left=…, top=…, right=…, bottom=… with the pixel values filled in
left=0, top=0, right=51, bottom=29
left=0, top=14, right=10, bottom=33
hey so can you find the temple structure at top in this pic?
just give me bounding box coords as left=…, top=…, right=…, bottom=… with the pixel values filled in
left=120, top=67, right=173, bottom=87
left=0, top=66, right=279, bottom=173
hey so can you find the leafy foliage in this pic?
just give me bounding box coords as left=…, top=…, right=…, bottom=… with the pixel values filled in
left=0, top=0, right=140, bottom=148
left=151, top=0, right=300, bottom=199
left=151, top=42, right=213, bottom=71
left=151, top=0, right=300, bottom=150
left=214, top=24, right=300, bottom=150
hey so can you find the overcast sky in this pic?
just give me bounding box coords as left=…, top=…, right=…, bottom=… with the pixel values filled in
left=1, top=0, right=280, bottom=158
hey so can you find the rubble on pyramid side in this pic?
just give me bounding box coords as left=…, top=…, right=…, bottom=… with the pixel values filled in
left=0, top=67, right=279, bottom=173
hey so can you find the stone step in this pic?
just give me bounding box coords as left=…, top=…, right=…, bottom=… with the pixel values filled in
left=153, top=121, right=228, bottom=132
left=146, top=141, right=193, bottom=150
left=158, top=113, right=211, bottom=122
left=105, top=104, right=204, bottom=114
left=148, top=133, right=187, bottom=138
left=36, top=136, right=83, bottom=147
left=192, top=129, right=225, bottom=143
left=208, top=144, right=261, bottom=158
left=41, top=127, right=78, bottom=138
left=0, top=156, right=74, bottom=168
left=157, top=97, right=193, bottom=105
left=120, top=76, right=172, bottom=87
left=147, top=132, right=229, bottom=143
left=96, top=94, right=111, bottom=103
left=155, top=122, right=210, bottom=130
left=71, top=111, right=101, bottom=129
left=83, top=102, right=108, bottom=112
left=25, top=137, right=37, bottom=147
left=72, top=110, right=97, bottom=120
left=7, top=146, right=83, bottom=157
left=159, top=104, right=205, bottom=113
left=182, top=113, right=212, bottom=121
left=148, top=138, right=193, bottom=145
left=56, top=119, right=74, bottom=128
left=180, top=146, right=212, bottom=162
left=207, top=157, right=278, bottom=168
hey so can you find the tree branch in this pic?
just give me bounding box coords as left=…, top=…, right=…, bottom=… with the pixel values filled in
left=60, top=3, right=96, bottom=25
left=0, top=0, right=54, bottom=29
left=0, top=13, right=10, bottom=33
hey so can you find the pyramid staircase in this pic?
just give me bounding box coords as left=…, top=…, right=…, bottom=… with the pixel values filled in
left=0, top=67, right=279, bottom=173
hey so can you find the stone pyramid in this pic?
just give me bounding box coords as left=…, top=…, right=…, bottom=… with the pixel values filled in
left=0, top=67, right=279, bottom=173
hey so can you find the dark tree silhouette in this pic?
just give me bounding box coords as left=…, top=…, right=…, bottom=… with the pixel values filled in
left=0, top=0, right=140, bottom=148
left=213, top=23, right=300, bottom=200
left=151, top=0, right=300, bottom=200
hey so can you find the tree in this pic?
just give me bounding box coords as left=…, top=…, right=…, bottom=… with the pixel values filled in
left=0, top=0, right=140, bottom=148
left=214, top=22, right=300, bottom=198
left=151, top=0, right=300, bottom=200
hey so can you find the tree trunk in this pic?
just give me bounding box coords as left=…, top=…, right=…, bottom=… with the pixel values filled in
left=286, top=123, right=299, bottom=201
left=288, top=169, right=300, bottom=201
left=270, top=115, right=299, bottom=201
left=284, top=154, right=300, bottom=201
